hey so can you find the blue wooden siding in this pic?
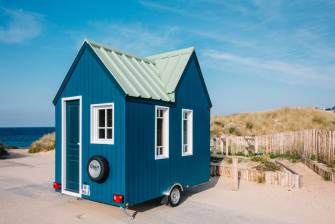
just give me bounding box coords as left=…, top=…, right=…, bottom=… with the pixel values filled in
left=54, top=46, right=126, bottom=206
left=125, top=53, right=210, bottom=205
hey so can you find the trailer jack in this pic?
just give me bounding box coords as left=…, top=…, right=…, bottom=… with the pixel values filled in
left=120, top=206, right=137, bottom=220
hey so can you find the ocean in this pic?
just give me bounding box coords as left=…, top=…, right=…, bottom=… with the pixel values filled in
left=0, top=127, right=55, bottom=148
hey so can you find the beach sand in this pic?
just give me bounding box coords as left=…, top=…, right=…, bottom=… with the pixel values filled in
left=0, top=149, right=334, bottom=224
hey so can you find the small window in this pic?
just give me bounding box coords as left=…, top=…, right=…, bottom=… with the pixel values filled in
left=91, top=103, right=114, bottom=144
left=182, top=109, right=193, bottom=156
left=155, top=106, right=169, bottom=159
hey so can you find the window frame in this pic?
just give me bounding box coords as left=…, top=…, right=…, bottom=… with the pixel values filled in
left=181, top=109, right=193, bottom=156
left=90, top=103, right=114, bottom=145
left=155, top=105, right=169, bottom=160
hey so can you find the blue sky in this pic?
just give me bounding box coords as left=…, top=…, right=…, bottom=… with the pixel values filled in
left=0, top=0, right=334, bottom=127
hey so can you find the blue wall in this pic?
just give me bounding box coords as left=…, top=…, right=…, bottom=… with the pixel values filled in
left=125, top=53, right=210, bottom=205
left=55, top=45, right=127, bottom=206
left=55, top=46, right=210, bottom=206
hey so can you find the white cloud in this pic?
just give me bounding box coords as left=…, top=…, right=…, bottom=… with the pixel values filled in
left=70, top=22, right=180, bottom=56
left=204, top=50, right=335, bottom=83
left=0, top=8, right=44, bottom=44
left=139, top=0, right=184, bottom=15
left=139, top=0, right=222, bottom=21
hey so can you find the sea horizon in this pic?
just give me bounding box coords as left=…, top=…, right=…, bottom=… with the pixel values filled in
left=0, top=127, right=55, bottom=148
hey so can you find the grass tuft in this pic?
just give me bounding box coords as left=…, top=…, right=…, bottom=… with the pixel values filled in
left=251, top=155, right=281, bottom=171
left=29, top=133, right=55, bottom=153
left=268, top=152, right=301, bottom=162
left=211, top=107, right=335, bottom=136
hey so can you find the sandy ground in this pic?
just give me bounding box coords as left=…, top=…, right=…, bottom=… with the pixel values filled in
left=0, top=150, right=334, bottom=224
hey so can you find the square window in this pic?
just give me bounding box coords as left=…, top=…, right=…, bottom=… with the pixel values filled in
left=91, top=103, right=114, bottom=144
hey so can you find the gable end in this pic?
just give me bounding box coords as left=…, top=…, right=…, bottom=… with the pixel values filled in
left=175, top=52, right=212, bottom=108
left=52, top=42, right=126, bottom=105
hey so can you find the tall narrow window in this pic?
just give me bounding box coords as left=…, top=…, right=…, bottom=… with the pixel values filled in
left=91, top=103, right=114, bottom=144
left=182, top=109, right=193, bottom=156
left=155, top=106, right=169, bottom=159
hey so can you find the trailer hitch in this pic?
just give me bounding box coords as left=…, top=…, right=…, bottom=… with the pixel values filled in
left=120, top=206, right=137, bottom=220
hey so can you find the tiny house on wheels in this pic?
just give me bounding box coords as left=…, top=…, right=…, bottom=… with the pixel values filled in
left=53, top=39, right=212, bottom=207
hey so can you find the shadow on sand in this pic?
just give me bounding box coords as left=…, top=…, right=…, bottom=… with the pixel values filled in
left=4, top=150, right=29, bottom=159
left=129, top=177, right=220, bottom=218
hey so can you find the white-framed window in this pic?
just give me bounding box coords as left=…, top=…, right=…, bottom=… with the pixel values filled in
left=91, top=103, right=114, bottom=144
left=155, top=106, right=169, bottom=159
left=182, top=109, right=193, bottom=156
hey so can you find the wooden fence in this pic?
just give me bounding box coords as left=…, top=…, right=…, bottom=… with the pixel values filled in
left=211, top=129, right=335, bottom=164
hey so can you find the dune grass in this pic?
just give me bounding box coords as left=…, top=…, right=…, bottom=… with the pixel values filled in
left=29, top=132, right=55, bottom=153
left=211, top=107, right=335, bottom=136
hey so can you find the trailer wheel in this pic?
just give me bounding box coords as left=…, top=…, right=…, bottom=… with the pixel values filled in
left=168, top=186, right=182, bottom=207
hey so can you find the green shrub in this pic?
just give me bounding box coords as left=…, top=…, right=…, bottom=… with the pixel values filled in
left=246, top=122, right=253, bottom=129
left=214, top=121, right=224, bottom=127
left=251, top=155, right=268, bottom=162
left=286, top=152, right=301, bottom=163
left=29, top=133, right=55, bottom=153
left=234, top=151, right=246, bottom=157
left=0, top=145, right=9, bottom=159
left=310, top=155, right=316, bottom=161
left=228, top=127, right=236, bottom=134
left=269, top=152, right=280, bottom=159
left=256, top=160, right=280, bottom=171
left=323, top=173, right=331, bottom=181
left=267, top=152, right=301, bottom=163
left=251, top=155, right=280, bottom=171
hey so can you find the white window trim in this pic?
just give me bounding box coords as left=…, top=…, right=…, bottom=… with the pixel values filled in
left=90, top=103, right=114, bottom=145
left=155, top=105, right=169, bottom=160
left=181, top=109, right=193, bottom=156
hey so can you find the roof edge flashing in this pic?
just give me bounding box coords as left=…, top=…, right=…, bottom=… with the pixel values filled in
left=146, top=47, right=195, bottom=60
left=85, top=38, right=155, bottom=64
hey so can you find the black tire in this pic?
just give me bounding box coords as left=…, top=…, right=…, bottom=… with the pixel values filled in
left=168, top=186, right=182, bottom=207
left=87, top=156, right=109, bottom=183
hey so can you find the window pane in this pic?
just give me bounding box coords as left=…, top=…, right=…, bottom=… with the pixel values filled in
left=99, top=109, right=105, bottom=127
left=183, top=119, right=188, bottom=144
left=184, top=145, right=188, bottom=153
left=157, top=109, right=164, bottom=118
left=98, top=128, right=105, bottom=139
left=157, top=118, right=163, bottom=147
left=107, top=109, right=113, bottom=127
left=107, top=128, right=113, bottom=139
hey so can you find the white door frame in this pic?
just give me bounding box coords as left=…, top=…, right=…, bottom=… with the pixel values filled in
left=61, top=96, right=82, bottom=198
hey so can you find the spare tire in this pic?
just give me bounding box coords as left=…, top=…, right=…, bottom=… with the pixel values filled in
left=87, top=156, right=109, bottom=183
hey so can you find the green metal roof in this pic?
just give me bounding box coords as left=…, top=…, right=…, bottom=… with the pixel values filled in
left=85, top=39, right=194, bottom=102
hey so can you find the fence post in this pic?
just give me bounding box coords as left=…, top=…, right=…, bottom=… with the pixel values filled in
left=232, top=157, right=238, bottom=191
left=226, top=137, right=230, bottom=156
left=219, top=137, right=224, bottom=155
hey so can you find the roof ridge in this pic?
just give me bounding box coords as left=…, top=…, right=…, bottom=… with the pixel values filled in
left=84, top=38, right=155, bottom=64
left=146, top=47, right=194, bottom=60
